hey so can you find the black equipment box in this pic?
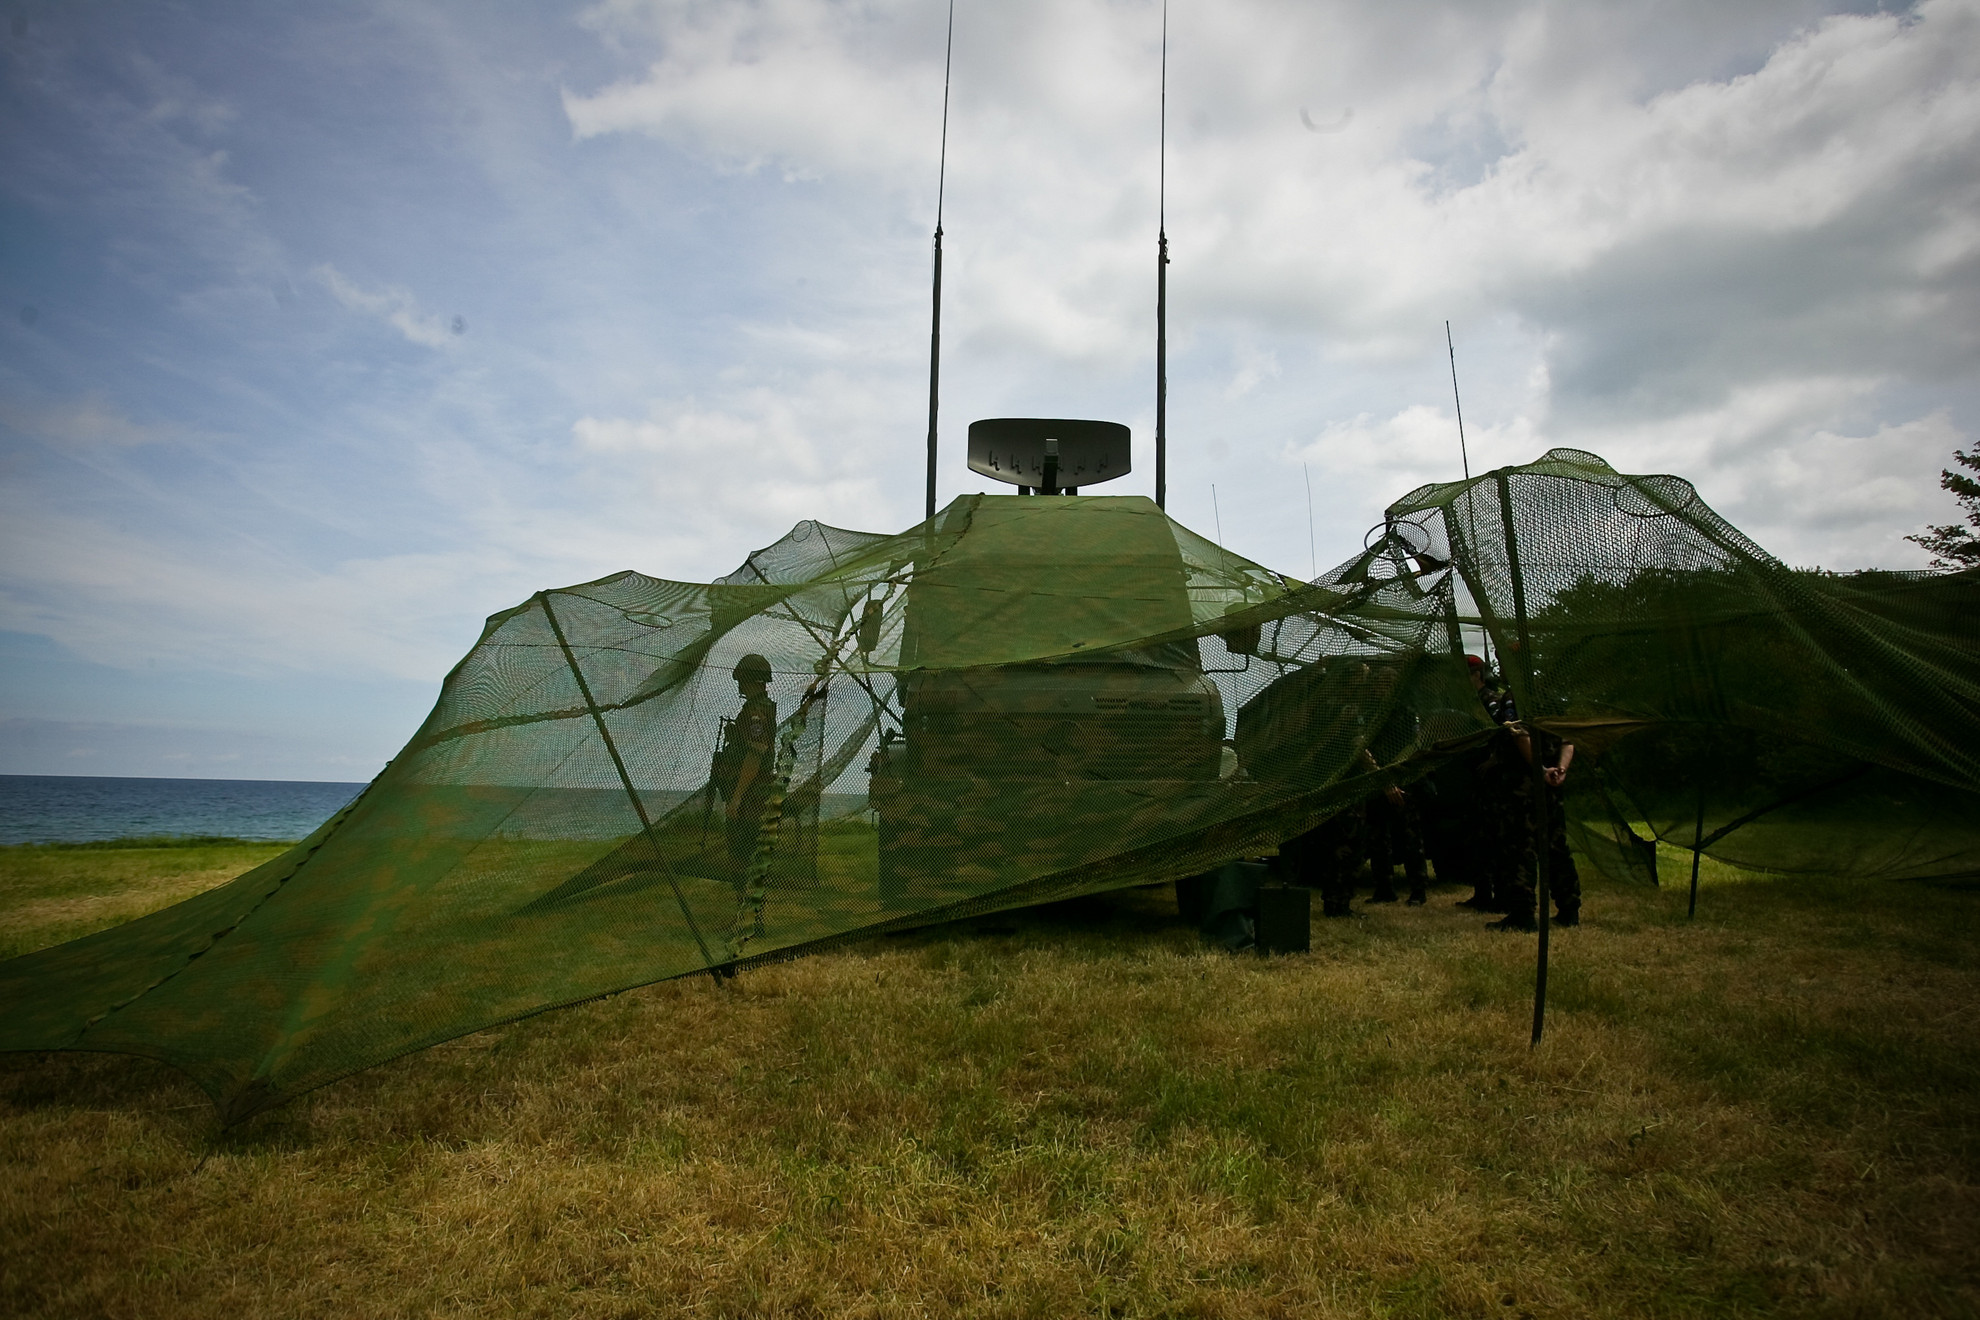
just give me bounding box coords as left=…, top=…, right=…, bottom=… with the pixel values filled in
left=1255, top=885, right=1311, bottom=955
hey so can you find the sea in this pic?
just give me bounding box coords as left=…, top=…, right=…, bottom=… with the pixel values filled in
left=0, top=775, right=368, bottom=846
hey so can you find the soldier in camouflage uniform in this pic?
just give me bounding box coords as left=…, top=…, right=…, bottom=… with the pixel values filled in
left=1360, top=699, right=1430, bottom=907
left=1458, top=648, right=1582, bottom=933
left=718, top=653, right=778, bottom=897
left=1278, top=801, right=1365, bottom=918
left=1459, top=655, right=1520, bottom=913
left=1476, top=722, right=1536, bottom=929
left=1365, top=783, right=1429, bottom=905
left=1490, top=723, right=1582, bottom=931
left=1416, top=752, right=1477, bottom=900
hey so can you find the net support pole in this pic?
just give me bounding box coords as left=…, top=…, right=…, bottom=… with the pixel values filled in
left=538, top=591, right=720, bottom=977
left=1496, top=473, right=1550, bottom=1046
left=1688, top=791, right=1705, bottom=919
left=1528, top=723, right=1553, bottom=1048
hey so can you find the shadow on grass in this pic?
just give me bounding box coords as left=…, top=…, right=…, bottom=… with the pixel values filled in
left=0, top=1051, right=204, bottom=1114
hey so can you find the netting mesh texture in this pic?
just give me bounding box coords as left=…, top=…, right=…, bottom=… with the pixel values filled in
left=3, top=448, right=1976, bottom=1122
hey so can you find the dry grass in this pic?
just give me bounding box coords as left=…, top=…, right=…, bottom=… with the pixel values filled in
left=1, top=840, right=1976, bottom=1318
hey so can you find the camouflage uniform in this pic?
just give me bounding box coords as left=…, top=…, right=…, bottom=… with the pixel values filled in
left=1416, top=755, right=1477, bottom=898
left=1462, top=685, right=1523, bottom=913
left=723, top=689, right=778, bottom=891
left=1279, top=803, right=1365, bottom=917
left=1497, top=726, right=1581, bottom=928
left=1365, top=789, right=1428, bottom=904
left=1362, top=701, right=1428, bottom=905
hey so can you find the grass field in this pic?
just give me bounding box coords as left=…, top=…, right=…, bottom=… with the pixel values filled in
left=1, top=839, right=1975, bottom=1319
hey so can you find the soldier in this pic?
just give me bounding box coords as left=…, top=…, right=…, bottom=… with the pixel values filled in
left=1490, top=722, right=1582, bottom=931
left=1278, top=802, right=1364, bottom=918
left=717, top=653, right=778, bottom=893
left=1459, top=655, right=1518, bottom=913
left=1461, top=646, right=1582, bottom=932
left=1414, top=755, right=1477, bottom=900
left=1365, top=781, right=1430, bottom=905
left=1471, top=653, right=1519, bottom=725
left=1361, top=692, right=1430, bottom=907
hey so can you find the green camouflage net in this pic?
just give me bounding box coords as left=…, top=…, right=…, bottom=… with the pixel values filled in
left=3, top=448, right=1976, bottom=1122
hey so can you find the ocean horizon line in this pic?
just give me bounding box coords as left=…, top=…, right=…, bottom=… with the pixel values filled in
left=0, top=771, right=370, bottom=787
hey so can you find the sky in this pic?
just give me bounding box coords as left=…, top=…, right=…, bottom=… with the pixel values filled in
left=2, top=0, right=1976, bottom=782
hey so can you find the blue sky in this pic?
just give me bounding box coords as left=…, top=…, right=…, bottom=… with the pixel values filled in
left=3, top=0, right=1976, bottom=781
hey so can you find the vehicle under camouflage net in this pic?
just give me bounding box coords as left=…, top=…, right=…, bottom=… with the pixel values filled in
left=3, top=448, right=1976, bottom=1122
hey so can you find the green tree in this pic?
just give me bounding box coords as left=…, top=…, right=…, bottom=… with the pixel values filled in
left=1907, top=448, right=1980, bottom=568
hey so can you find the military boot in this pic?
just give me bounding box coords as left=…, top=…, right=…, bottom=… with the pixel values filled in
left=1491, top=877, right=1537, bottom=931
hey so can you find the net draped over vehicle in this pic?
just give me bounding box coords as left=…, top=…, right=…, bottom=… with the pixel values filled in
left=2, top=448, right=1976, bottom=1122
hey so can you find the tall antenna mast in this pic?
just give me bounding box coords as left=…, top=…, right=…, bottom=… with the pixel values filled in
left=1154, top=0, right=1169, bottom=509
left=1445, top=319, right=1471, bottom=483
left=1446, top=319, right=1493, bottom=667
left=925, top=0, right=956, bottom=521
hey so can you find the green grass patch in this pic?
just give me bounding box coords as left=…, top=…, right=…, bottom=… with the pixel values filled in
left=0, top=838, right=292, bottom=960
left=5, top=835, right=284, bottom=851
left=0, top=842, right=1976, bottom=1317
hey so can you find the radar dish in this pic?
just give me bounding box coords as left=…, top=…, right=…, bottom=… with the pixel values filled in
left=967, top=418, right=1131, bottom=491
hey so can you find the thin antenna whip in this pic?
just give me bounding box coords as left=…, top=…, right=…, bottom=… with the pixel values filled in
left=1211, top=483, right=1223, bottom=547
left=1446, top=319, right=1493, bottom=667
left=924, top=0, right=956, bottom=521
left=1304, top=462, right=1317, bottom=580
left=1154, top=0, right=1169, bottom=510
left=1445, top=319, right=1472, bottom=482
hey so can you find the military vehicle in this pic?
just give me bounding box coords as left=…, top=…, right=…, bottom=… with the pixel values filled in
left=867, top=418, right=1239, bottom=902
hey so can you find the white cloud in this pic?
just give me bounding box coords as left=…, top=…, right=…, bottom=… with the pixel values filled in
left=314, top=264, right=459, bottom=349
left=570, top=369, right=899, bottom=545
left=0, top=397, right=171, bottom=449
left=565, top=0, right=945, bottom=182
left=1725, top=411, right=1967, bottom=568
left=6, top=0, right=1979, bottom=783
left=1222, top=345, right=1280, bottom=401
left=0, top=494, right=500, bottom=681
left=562, top=0, right=1980, bottom=396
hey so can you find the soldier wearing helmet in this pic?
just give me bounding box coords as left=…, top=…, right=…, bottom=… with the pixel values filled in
left=718, top=653, right=778, bottom=885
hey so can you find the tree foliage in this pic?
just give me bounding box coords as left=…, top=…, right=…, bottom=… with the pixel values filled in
left=1907, top=447, right=1980, bottom=568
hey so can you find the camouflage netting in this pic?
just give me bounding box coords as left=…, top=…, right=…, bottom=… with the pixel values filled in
left=3, top=448, right=1976, bottom=1121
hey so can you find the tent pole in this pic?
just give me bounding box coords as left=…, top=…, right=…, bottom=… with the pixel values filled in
left=1496, top=473, right=1550, bottom=1046
left=1531, top=749, right=1552, bottom=1046
left=1688, top=790, right=1705, bottom=919
left=539, top=592, right=720, bottom=977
